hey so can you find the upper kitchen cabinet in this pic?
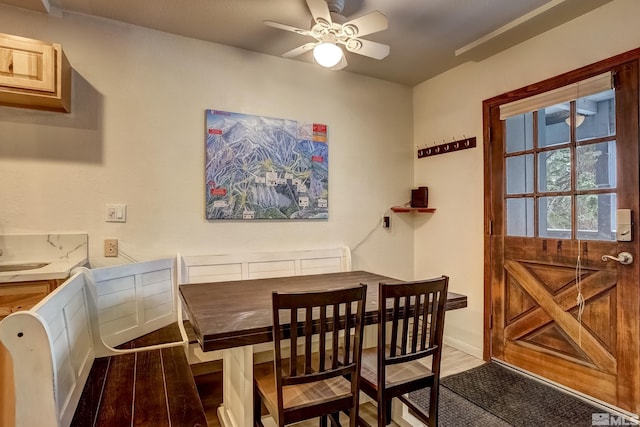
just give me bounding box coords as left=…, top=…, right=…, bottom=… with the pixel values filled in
left=0, top=33, right=71, bottom=112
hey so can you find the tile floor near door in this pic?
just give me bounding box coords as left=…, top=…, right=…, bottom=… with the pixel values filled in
left=194, top=345, right=484, bottom=427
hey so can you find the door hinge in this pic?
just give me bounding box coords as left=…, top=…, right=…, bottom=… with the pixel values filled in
left=489, top=220, right=493, bottom=235
left=489, top=314, right=493, bottom=329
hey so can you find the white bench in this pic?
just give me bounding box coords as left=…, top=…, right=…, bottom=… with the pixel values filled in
left=176, top=247, right=352, bottom=365
left=0, top=264, right=205, bottom=427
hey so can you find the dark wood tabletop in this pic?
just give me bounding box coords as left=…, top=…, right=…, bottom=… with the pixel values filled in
left=179, top=270, right=467, bottom=352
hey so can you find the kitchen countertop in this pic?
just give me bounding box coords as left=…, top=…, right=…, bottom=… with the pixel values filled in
left=0, top=234, right=88, bottom=283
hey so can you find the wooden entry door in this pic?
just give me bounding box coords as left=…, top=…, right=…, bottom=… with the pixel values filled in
left=485, top=58, right=640, bottom=414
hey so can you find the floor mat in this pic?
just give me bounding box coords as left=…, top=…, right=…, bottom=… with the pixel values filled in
left=410, top=362, right=610, bottom=427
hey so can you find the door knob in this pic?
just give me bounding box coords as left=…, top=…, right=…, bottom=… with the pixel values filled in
left=601, top=252, right=634, bottom=265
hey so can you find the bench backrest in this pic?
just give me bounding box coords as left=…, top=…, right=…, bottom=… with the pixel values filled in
left=90, top=258, right=177, bottom=347
left=177, top=247, right=352, bottom=284
left=0, top=271, right=103, bottom=427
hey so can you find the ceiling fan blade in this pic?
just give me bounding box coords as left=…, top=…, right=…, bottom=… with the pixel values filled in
left=306, top=0, right=332, bottom=25
left=345, top=38, right=390, bottom=60
left=282, top=42, right=318, bottom=58
left=264, top=20, right=312, bottom=37
left=331, top=55, right=348, bottom=71
left=342, top=11, right=388, bottom=37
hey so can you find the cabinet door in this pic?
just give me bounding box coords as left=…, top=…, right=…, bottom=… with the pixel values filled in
left=0, top=33, right=56, bottom=93
left=0, top=281, right=50, bottom=320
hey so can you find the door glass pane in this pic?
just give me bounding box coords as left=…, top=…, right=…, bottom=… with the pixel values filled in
left=576, top=89, right=616, bottom=141
left=577, top=193, right=616, bottom=241
left=539, top=103, right=570, bottom=148
left=506, top=154, right=534, bottom=194
left=507, top=198, right=534, bottom=237
left=577, top=141, right=616, bottom=190
left=538, top=148, right=571, bottom=192
left=539, top=196, right=571, bottom=239
left=506, top=112, right=534, bottom=153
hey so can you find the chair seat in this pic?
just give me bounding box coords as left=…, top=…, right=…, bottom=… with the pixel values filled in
left=360, top=345, right=435, bottom=389
left=255, top=359, right=353, bottom=416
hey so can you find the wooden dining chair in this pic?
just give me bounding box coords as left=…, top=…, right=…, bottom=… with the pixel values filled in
left=359, top=276, right=449, bottom=427
left=253, top=284, right=367, bottom=427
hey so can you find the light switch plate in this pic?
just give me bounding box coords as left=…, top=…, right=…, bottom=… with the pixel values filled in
left=105, top=204, right=127, bottom=223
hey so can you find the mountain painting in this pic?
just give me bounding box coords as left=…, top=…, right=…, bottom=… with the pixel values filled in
left=205, top=110, right=329, bottom=220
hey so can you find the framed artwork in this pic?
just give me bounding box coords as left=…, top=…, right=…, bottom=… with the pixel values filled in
left=205, top=110, right=328, bottom=220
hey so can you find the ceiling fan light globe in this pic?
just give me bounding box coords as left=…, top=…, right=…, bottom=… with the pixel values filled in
left=313, top=42, right=343, bottom=67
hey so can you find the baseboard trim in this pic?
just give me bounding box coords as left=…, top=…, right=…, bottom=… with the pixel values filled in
left=443, top=335, right=483, bottom=359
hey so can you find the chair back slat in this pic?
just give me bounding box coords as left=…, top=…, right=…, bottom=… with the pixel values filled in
left=331, top=302, right=339, bottom=369
left=429, top=291, right=439, bottom=347
left=343, top=301, right=352, bottom=363
left=304, top=308, right=313, bottom=374
left=318, top=306, right=327, bottom=371
left=420, top=294, right=429, bottom=350
left=411, top=295, right=421, bottom=352
left=401, top=296, right=411, bottom=354
left=389, top=297, right=400, bottom=357
left=290, top=307, right=298, bottom=376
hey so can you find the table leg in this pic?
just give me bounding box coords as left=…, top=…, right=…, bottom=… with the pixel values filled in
left=217, top=345, right=254, bottom=427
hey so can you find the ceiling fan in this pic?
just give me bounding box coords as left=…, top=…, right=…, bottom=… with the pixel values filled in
left=264, top=0, right=390, bottom=70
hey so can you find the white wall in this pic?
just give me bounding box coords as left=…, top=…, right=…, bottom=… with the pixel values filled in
left=0, top=5, right=414, bottom=280
left=413, top=0, right=640, bottom=357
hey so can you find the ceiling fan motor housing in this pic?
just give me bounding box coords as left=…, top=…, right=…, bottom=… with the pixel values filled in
left=326, top=0, right=345, bottom=14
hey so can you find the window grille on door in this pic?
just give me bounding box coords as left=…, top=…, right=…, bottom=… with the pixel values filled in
left=500, top=73, right=617, bottom=241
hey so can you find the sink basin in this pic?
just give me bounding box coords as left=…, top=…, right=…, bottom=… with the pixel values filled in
left=0, top=262, right=50, bottom=272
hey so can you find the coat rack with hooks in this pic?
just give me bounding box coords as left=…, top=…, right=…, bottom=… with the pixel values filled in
left=417, top=136, right=476, bottom=159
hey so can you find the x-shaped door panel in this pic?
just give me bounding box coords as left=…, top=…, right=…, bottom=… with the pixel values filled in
left=504, top=260, right=616, bottom=374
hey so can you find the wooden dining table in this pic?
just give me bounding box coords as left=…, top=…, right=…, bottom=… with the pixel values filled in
left=179, top=270, right=467, bottom=427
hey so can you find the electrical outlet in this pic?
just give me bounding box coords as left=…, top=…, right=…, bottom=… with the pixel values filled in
left=104, top=239, right=118, bottom=257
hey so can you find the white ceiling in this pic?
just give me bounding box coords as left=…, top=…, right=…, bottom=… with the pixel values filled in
left=4, top=0, right=612, bottom=86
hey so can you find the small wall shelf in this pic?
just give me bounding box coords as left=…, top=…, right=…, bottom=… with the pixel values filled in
left=391, top=206, right=436, bottom=213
